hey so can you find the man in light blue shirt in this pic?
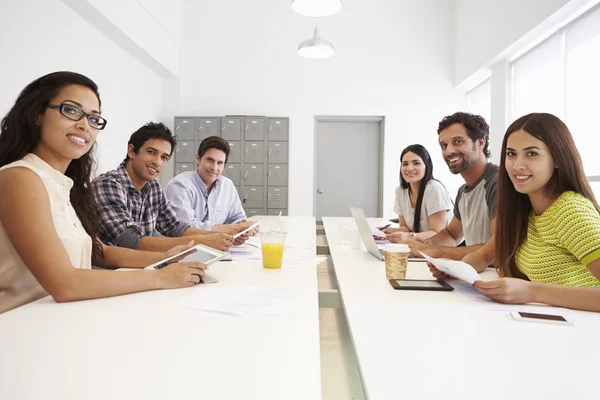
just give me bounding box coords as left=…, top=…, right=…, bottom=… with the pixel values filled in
left=164, top=136, right=255, bottom=235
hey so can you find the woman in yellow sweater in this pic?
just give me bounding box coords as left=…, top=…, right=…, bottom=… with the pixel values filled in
left=434, top=112, right=600, bottom=312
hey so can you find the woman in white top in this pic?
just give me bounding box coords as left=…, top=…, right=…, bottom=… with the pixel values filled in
left=0, top=72, right=206, bottom=314
left=384, top=144, right=453, bottom=242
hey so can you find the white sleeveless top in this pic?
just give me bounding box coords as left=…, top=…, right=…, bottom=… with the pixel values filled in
left=0, top=154, right=92, bottom=314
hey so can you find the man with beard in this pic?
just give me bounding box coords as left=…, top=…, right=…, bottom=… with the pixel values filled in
left=408, top=112, right=498, bottom=260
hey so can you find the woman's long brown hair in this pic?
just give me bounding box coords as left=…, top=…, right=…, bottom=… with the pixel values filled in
left=496, top=113, right=599, bottom=279
left=0, top=71, right=104, bottom=260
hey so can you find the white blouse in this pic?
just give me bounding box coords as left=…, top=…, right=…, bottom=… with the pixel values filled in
left=393, top=179, right=453, bottom=232
left=0, top=154, right=92, bottom=314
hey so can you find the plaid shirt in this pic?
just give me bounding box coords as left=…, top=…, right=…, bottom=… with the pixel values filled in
left=93, top=162, right=189, bottom=248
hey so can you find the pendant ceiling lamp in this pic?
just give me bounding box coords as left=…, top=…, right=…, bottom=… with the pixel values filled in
left=297, top=26, right=335, bottom=59
left=291, top=0, right=342, bottom=17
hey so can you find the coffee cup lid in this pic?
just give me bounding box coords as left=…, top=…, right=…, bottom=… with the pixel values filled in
left=383, top=243, right=410, bottom=253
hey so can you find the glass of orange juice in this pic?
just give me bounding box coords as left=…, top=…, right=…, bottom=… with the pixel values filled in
left=260, top=231, right=287, bottom=269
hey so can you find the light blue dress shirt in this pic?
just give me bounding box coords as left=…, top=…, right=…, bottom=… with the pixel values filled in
left=164, top=171, right=246, bottom=230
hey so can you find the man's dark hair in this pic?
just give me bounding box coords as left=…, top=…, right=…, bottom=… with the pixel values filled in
left=125, top=122, right=176, bottom=161
left=437, top=112, right=490, bottom=158
left=197, top=136, right=230, bottom=163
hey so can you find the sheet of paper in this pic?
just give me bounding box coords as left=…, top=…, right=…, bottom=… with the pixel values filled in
left=180, top=284, right=298, bottom=317
left=227, top=244, right=261, bottom=260
left=371, top=226, right=387, bottom=238
left=420, top=252, right=482, bottom=284
left=282, top=255, right=327, bottom=268
left=451, top=281, right=572, bottom=314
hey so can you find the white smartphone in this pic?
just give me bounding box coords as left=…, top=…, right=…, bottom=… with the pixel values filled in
left=510, top=311, right=574, bottom=326
left=233, top=221, right=260, bottom=239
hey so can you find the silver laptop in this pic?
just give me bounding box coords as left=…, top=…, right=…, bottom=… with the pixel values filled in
left=349, top=206, right=386, bottom=260
left=349, top=206, right=427, bottom=262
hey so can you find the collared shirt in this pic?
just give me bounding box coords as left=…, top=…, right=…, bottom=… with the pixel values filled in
left=164, top=171, right=246, bottom=230
left=92, top=162, right=189, bottom=249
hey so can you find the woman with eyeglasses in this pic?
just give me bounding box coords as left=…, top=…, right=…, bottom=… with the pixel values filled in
left=0, top=71, right=206, bottom=314
left=383, top=144, right=453, bottom=242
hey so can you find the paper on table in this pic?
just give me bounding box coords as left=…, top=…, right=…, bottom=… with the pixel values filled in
left=180, top=284, right=298, bottom=317
left=420, top=252, right=482, bottom=284
left=451, top=281, right=572, bottom=314
left=282, top=255, right=327, bottom=268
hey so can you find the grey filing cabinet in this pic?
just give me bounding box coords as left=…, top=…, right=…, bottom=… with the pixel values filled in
left=173, top=116, right=289, bottom=217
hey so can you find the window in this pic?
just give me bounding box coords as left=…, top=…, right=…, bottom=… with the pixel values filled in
left=565, top=8, right=600, bottom=176
left=467, top=78, right=491, bottom=128
left=511, top=5, right=600, bottom=178
left=512, top=34, right=564, bottom=121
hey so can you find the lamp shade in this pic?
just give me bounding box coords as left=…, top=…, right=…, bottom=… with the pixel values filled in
left=291, top=0, right=342, bottom=17
left=297, top=26, right=335, bottom=59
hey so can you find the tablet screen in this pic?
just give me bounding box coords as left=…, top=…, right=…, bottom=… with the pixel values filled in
left=394, top=280, right=443, bottom=288
left=183, top=249, right=223, bottom=264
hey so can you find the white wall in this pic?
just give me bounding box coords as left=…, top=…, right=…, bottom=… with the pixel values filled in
left=61, top=0, right=181, bottom=78
left=179, top=0, right=464, bottom=217
left=454, top=0, right=570, bottom=87
left=0, top=0, right=164, bottom=174
left=138, top=0, right=182, bottom=45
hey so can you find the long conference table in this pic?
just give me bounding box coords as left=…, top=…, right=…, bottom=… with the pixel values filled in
left=322, top=217, right=600, bottom=400
left=0, top=216, right=321, bottom=400
left=2, top=216, right=600, bottom=400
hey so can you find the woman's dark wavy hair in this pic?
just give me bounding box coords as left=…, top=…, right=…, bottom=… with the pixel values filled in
left=496, top=113, right=598, bottom=279
left=0, top=71, right=103, bottom=260
left=400, top=144, right=436, bottom=233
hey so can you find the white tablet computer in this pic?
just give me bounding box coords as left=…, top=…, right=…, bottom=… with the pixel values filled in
left=233, top=221, right=260, bottom=239
left=144, top=244, right=226, bottom=270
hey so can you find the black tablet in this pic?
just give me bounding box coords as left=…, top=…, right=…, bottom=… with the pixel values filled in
left=389, top=279, right=454, bottom=291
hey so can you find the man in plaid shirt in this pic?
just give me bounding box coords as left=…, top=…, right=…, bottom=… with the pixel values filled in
left=93, top=122, right=247, bottom=252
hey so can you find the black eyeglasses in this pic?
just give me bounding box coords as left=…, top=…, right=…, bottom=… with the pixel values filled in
left=47, top=103, right=108, bottom=130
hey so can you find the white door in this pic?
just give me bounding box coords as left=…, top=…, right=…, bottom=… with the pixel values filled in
left=315, top=121, right=381, bottom=218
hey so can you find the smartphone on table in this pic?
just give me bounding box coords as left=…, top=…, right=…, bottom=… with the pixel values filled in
left=510, top=311, right=574, bottom=326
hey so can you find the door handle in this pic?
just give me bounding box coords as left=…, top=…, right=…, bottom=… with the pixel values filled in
left=317, top=189, right=324, bottom=194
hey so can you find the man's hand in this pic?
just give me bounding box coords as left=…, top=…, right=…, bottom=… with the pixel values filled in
left=195, top=233, right=233, bottom=251
left=233, top=233, right=248, bottom=246
left=238, top=220, right=260, bottom=236
left=407, top=240, right=435, bottom=258
left=211, top=224, right=239, bottom=235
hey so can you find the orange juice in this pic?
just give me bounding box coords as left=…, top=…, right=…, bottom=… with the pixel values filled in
left=261, top=243, right=284, bottom=269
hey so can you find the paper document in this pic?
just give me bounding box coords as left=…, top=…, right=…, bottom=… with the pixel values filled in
left=371, top=226, right=387, bottom=238
left=451, top=281, right=572, bottom=314
left=420, top=252, right=482, bottom=284
left=180, top=284, right=298, bottom=317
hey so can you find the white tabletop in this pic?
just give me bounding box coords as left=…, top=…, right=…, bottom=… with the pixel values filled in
left=323, top=217, right=600, bottom=400
left=0, top=216, right=322, bottom=400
